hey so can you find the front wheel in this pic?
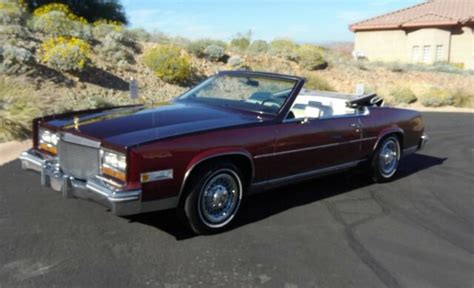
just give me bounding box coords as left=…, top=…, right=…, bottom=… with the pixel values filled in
left=181, top=162, right=244, bottom=234
left=370, top=136, right=401, bottom=183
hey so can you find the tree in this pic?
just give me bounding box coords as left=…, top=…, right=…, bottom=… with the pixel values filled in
left=24, top=0, right=128, bottom=24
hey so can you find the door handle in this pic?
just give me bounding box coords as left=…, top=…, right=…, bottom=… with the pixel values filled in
left=350, top=123, right=361, bottom=132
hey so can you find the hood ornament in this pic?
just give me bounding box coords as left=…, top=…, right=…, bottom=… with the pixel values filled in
left=73, top=116, right=80, bottom=131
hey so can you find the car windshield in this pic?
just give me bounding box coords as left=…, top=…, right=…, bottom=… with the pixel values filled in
left=178, top=74, right=297, bottom=114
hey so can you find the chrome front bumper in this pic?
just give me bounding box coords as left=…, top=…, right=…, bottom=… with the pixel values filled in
left=19, top=149, right=143, bottom=216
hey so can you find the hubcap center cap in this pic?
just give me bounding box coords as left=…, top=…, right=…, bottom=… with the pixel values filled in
left=211, top=185, right=228, bottom=207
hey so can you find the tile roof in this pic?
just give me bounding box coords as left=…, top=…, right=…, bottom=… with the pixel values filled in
left=350, top=0, right=474, bottom=31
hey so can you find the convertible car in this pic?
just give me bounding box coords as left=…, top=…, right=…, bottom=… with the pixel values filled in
left=20, top=71, right=428, bottom=234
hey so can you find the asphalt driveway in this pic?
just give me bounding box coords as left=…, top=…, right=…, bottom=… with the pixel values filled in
left=0, top=112, right=473, bottom=288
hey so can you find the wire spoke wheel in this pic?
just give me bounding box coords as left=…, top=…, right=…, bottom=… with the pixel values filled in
left=198, top=169, right=242, bottom=228
left=378, top=138, right=400, bottom=178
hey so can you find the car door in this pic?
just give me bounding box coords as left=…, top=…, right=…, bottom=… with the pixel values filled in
left=266, top=116, right=362, bottom=179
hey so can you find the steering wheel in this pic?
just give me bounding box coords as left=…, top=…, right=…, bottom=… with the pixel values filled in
left=261, top=98, right=281, bottom=108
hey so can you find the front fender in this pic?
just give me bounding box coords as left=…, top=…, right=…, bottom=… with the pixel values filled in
left=179, top=147, right=254, bottom=200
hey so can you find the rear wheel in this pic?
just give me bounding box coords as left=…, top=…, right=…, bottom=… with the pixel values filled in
left=370, top=136, right=401, bottom=183
left=181, top=162, right=244, bottom=234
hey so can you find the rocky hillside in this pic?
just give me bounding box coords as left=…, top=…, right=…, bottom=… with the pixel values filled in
left=1, top=1, right=473, bottom=142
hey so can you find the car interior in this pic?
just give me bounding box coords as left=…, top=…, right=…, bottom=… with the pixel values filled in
left=287, top=93, right=359, bottom=120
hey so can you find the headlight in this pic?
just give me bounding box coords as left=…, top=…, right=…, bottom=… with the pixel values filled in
left=100, top=149, right=127, bottom=182
left=38, top=128, right=59, bottom=155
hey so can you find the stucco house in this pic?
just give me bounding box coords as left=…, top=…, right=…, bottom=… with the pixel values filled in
left=350, top=0, right=474, bottom=70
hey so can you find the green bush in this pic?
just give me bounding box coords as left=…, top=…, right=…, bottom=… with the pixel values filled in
left=270, top=38, right=297, bottom=56
left=40, top=36, right=92, bottom=71
left=204, top=44, right=225, bottom=62
left=0, top=44, right=34, bottom=74
left=230, top=37, right=250, bottom=52
left=420, top=88, right=453, bottom=107
left=297, top=45, right=328, bottom=71
left=186, top=39, right=227, bottom=58
left=389, top=87, right=417, bottom=104
left=248, top=40, right=269, bottom=54
left=143, top=45, right=192, bottom=84
left=0, top=78, right=40, bottom=141
left=451, top=90, right=474, bottom=108
left=96, top=31, right=134, bottom=68
left=92, top=19, right=123, bottom=39
left=303, top=73, right=334, bottom=91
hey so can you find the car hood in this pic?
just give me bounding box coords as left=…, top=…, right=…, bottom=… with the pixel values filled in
left=48, top=101, right=264, bottom=147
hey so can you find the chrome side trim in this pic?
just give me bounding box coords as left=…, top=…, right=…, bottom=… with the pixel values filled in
left=61, top=132, right=101, bottom=148
left=251, top=159, right=366, bottom=189
left=178, top=152, right=254, bottom=202
left=254, top=137, right=377, bottom=159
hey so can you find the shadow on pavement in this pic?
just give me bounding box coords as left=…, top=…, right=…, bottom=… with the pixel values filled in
left=128, top=153, right=446, bottom=240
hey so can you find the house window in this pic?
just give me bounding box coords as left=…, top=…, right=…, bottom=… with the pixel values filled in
left=423, top=45, right=431, bottom=63
left=435, top=45, right=443, bottom=62
left=412, top=46, right=420, bottom=62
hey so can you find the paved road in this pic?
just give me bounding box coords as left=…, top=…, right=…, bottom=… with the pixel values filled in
left=0, top=112, right=473, bottom=288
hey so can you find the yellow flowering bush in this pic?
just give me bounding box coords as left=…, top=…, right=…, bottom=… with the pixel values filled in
left=40, top=37, right=92, bottom=71
left=92, top=19, right=123, bottom=39
left=32, top=3, right=91, bottom=39
left=33, top=3, right=86, bottom=23
left=143, top=45, right=193, bottom=84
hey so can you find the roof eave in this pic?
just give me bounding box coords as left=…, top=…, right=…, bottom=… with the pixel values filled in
left=351, top=21, right=464, bottom=32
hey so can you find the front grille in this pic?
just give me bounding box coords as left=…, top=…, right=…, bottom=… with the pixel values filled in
left=58, top=139, right=100, bottom=180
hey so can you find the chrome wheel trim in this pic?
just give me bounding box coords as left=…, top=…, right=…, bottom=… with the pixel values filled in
left=198, top=168, right=242, bottom=228
left=378, top=138, right=400, bottom=178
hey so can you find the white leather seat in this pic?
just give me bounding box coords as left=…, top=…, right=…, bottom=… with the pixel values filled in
left=304, top=106, right=321, bottom=119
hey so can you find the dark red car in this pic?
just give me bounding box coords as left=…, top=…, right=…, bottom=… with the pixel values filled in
left=20, top=71, right=428, bottom=234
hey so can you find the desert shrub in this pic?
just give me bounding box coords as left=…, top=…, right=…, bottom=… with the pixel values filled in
left=32, top=3, right=91, bottom=39
left=451, top=90, right=474, bottom=108
left=143, top=45, right=192, bottom=84
left=0, top=0, right=27, bottom=25
left=25, top=0, right=128, bottom=24
left=0, top=78, right=40, bottom=141
left=303, top=73, right=334, bottom=91
left=204, top=44, right=225, bottom=62
left=40, top=36, right=92, bottom=71
left=186, top=39, right=227, bottom=58
left=248, top=40, right=269, bottom=54
left=297, top=45, right=328, bottom=71
left=92, top=19, right=123, bottom=39
left=420, top=88, right=453, bottom=107
left=95, top=31, right=134, bottom=68
left=227, top=55, right=249, bottom=70
left=0, top=44, right=34, bottom=73
left=230, top=35, right=250, bottom=52
left=0, top=23, right=30, bottom=38
left=389, top=87, right=417, bottom=104
left=125, top=27, right=150, bottom=42
left=270, top=38, right=298, bottom=59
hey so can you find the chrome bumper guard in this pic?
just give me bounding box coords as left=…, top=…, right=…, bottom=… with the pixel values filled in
left=19, top=149, right=142, bottom=216
left=419, top=133, right=429, bottom=150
